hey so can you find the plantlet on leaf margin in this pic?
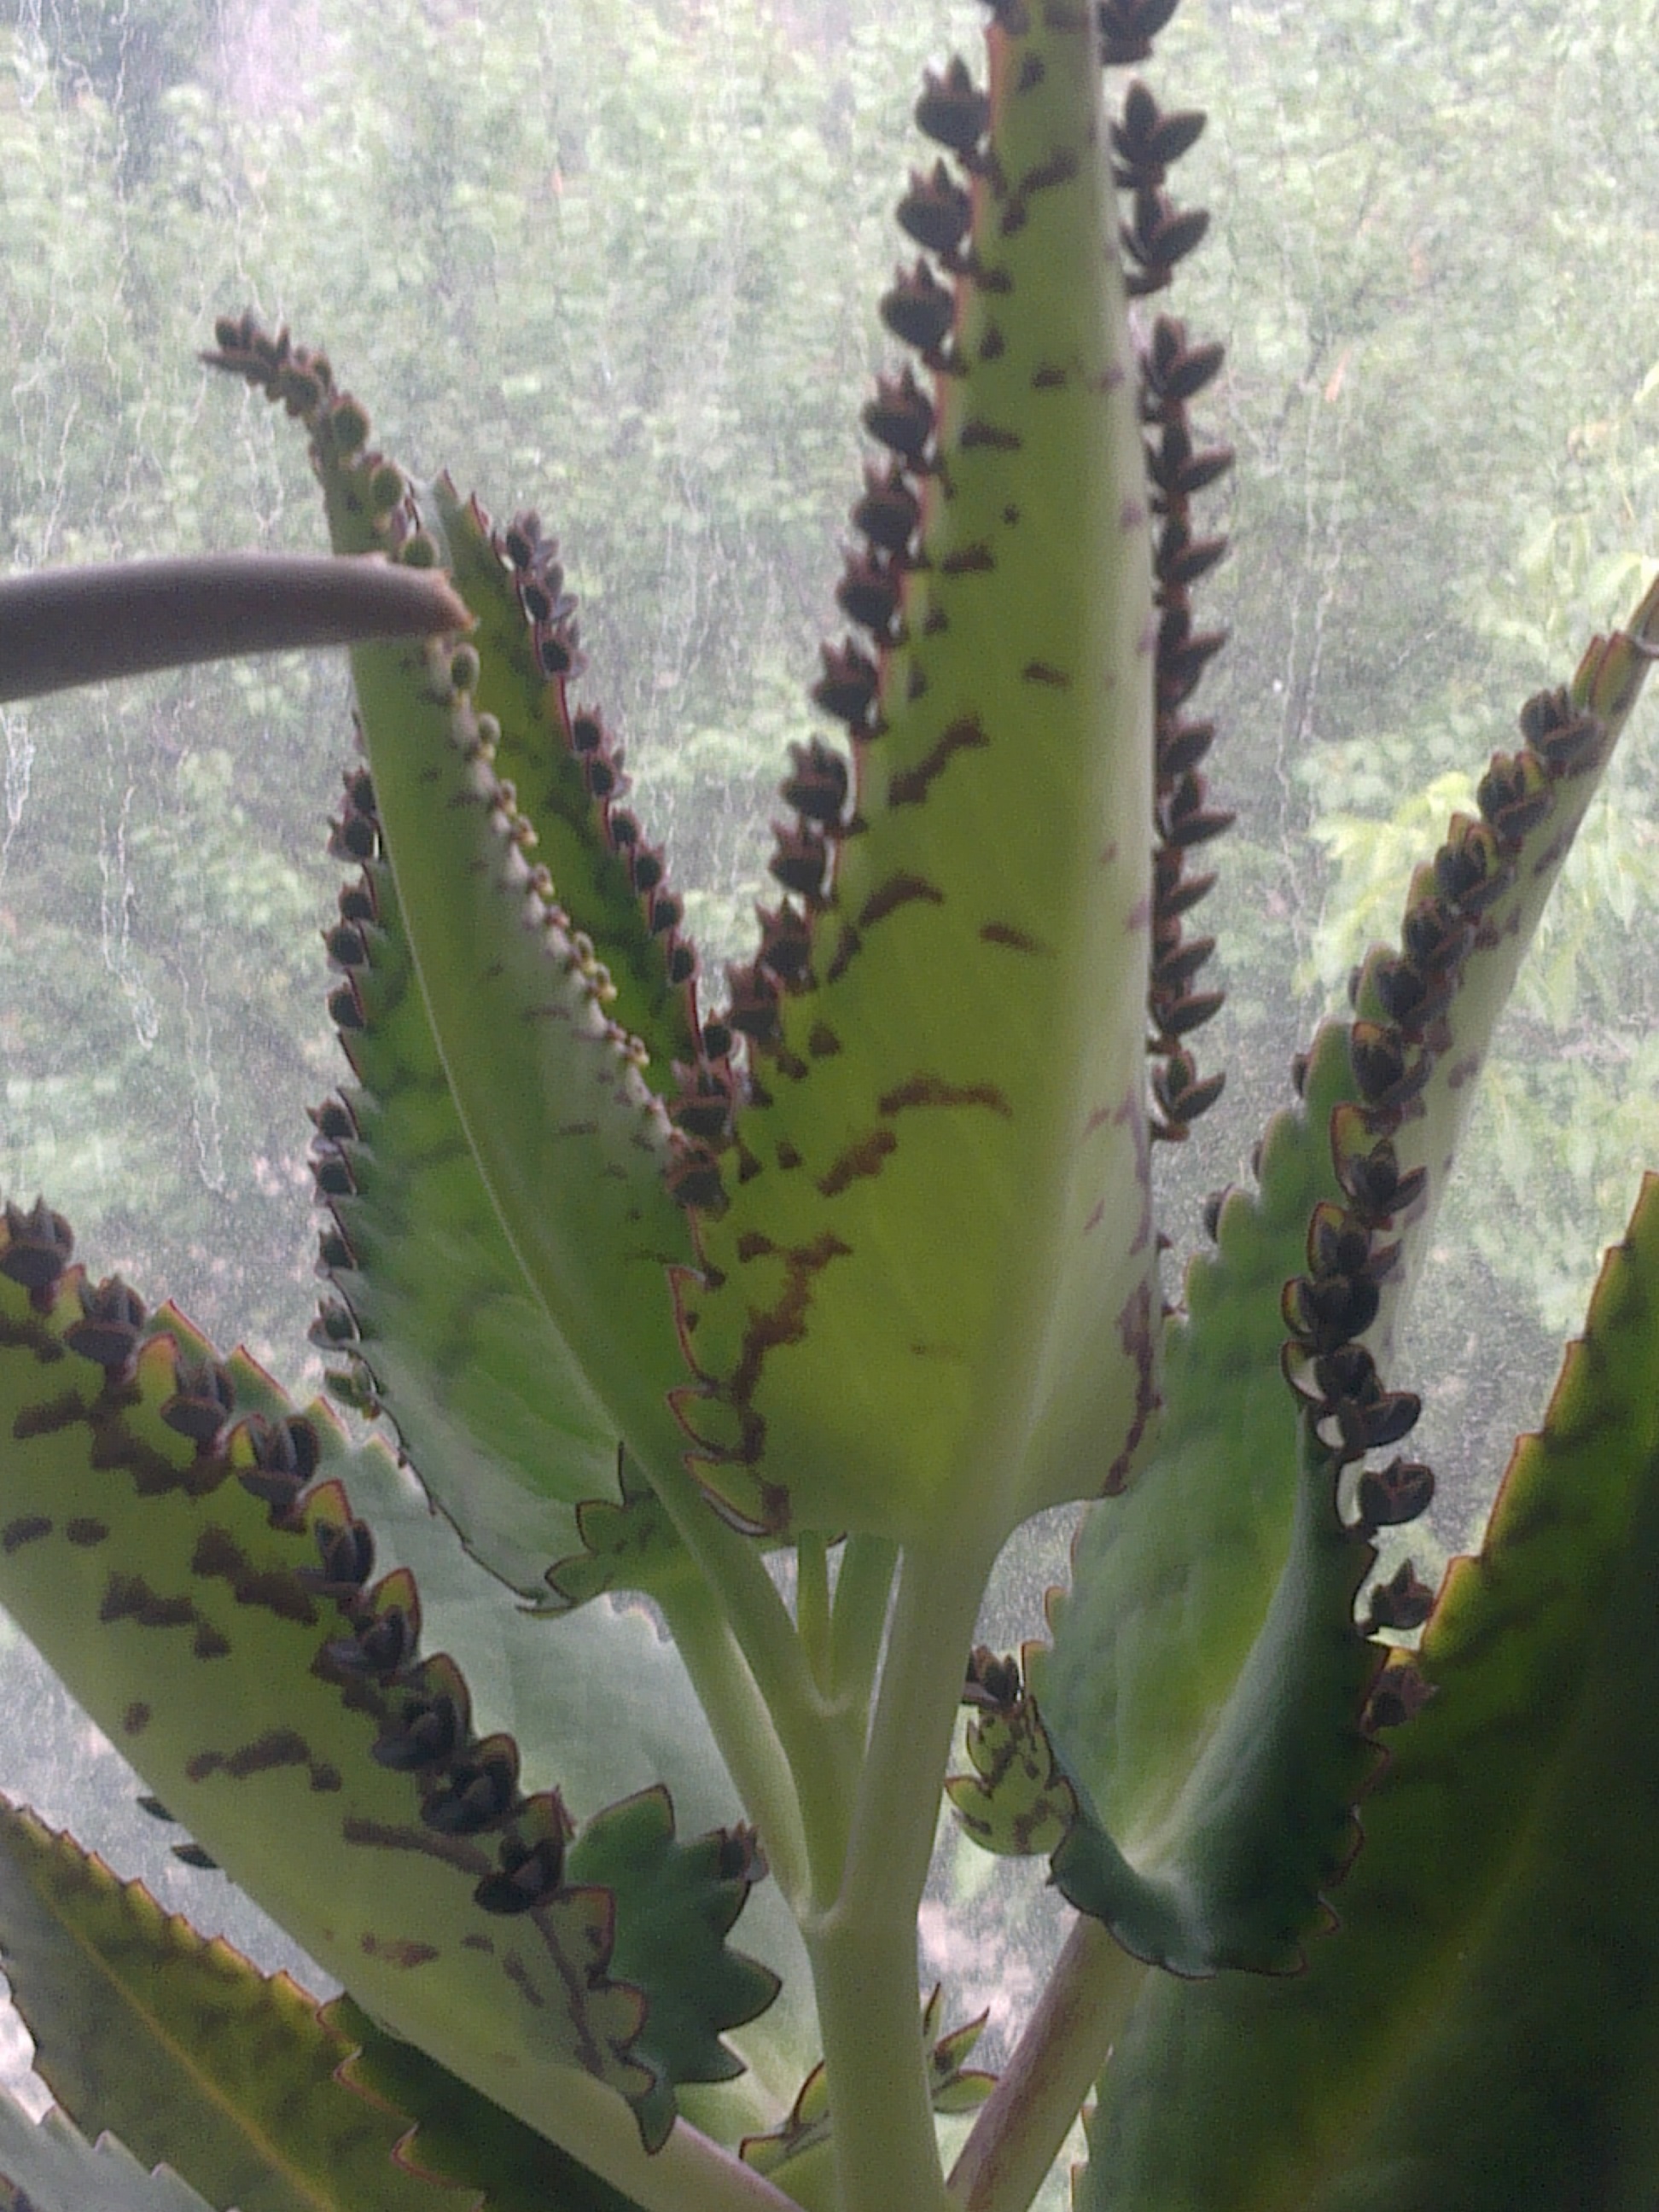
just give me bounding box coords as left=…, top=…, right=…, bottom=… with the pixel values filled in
left=3, top=4, right=1659, bottom=2212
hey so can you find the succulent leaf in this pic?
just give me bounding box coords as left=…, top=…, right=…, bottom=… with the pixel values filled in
left=958, top=1415, right=1381, bottom=1981
left=311, top=765, right=648, bottom=1603
left=564, top=1795, right=779, bottom=2153
left=1038, top=574, right=1659, bottom=1867
left=1076, top=1171, right=1659, bottom=2210
left=0, top=1256, right=776, bottom=2161
left=738, top=1986, right=992, bottom=2198
left=326, top=1995, right=649, bottom=2212
left=673, top=4, right=1161, bottom=1542
left=0, top=1803, right=465, bottom=2212
left=206, top=323, right=701, bottom=1512
left=428, top=478, right=701, bottom=1080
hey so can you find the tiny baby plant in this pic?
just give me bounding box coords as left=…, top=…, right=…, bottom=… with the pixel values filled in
left=3, top=3, right=1659, bottom=2210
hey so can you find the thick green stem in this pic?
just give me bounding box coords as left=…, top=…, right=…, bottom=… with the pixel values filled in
left=828, top=1534, right=898, bottom=1712
left=946, top=1915, right=1148, bottom=2212
left=651, top=1573, right=810, bottom=1906
left=805, top=1528, right=998, bottom=2212
left=806, top=1908, right=952, bottom=2212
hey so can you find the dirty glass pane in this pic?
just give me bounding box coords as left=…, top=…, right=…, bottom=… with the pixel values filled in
left=1, top=0, right=1656, bottom=2178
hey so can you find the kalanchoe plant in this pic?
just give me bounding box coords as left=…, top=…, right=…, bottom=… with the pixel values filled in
left=3, top=4, right=1659, bottom=2210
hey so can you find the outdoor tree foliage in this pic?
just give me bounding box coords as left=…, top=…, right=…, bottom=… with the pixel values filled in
left=3, top=1, right=1659, bottom=2209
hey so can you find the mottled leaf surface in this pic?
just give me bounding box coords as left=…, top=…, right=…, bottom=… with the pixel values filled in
left=427, top=477, right=699, bottom=1080
left=673, top=9, right=1160, bottom=1541
left=328, top=1995, right=648, bottom=2212
left=1032, top=1025, right=1355, bottom=1847
left=1039, top=577, right=1659, bottom=1862
left=206, top=327, right=701, bottom=1511
left=1078, top=1173, right=1659, bottom=2209
left=0, top=1805, right=462, bottom=2212
left=0, top=1266, right=776, bottom=2168
left=319, top=825, right=626, bottom=1600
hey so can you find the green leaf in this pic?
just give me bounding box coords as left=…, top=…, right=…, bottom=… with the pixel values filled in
left=1354, top=575, right=1659, bottom=1370
left=564, top=1792, right=780, bottom=2153
left=0, top=1252, right=775, bottom=2175
left=204, top=324, right=703, bottom=1518
left=314, top=791, right=634, bottom=1602
left=738, top=1987, right=991, bottom=2194
left=1037, top=576, right=1659, bottom=1877
left=673, top=8, right=1160, bottom=1543
left=540, top=1454, right=685, bottom=1613
left=1043, top=1412, right=1377, bottom=1974
left=1031, top=1022, right=1359, bottom=1848
left=327, top=1996, right=648, bottom=2212
left=428, top=478, right=700, bottom=1080
left=1078, top=1172, right=1659, bottom=2209
left=0, top=2098, right=220, bottom=2212
left=0, top=1802, right=463, bottom=2212
left=959, top=1412, right=1382, bottom=1977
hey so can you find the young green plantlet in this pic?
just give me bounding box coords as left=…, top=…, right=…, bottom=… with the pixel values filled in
left=2, top=4, right=1659, bottom=2211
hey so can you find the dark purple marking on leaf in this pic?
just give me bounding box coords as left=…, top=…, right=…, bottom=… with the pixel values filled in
left=341, top=1814, right=492, bottom=1875
left=187, top=1728, right=329, bottom=1791
left=859, top=874, right=945, bottom=929
left=90, top=1406, right=225, bottom=1512
left=878, top=1074, right=1012, bottom=1120
left=1084, top=1199, right=1106, bottom=1233
left=888, top=715, right=990, bottom=807
left=14, top=1391, right=90, bottom=1439
left=827, top=925, right=862, bottom=985
left=776, top=1140, right=803, bottom=1170
left=124, top=1701, right=151, bottom=1734
left=940, top=544, right=996, bottom=576
left=101, top=1571, right=227, bottom=1657
left=191, top=1524, right=317, bottom=1623
left=462, top=1933, right=495, bottom=1953
left=979, top=923, right=1046, bottom=954
left=959, top=420, right=1023, bottom=452
left=727, top=1233, right=854, bottom=1408
left=1009, top=148, right=1080, bottom=208
left=500, top=1950, right=554, bottom=2012
left=3, top=1516, right=51, bottom=1553
left=1022, top=661, right=1071, bottom=688
left=818, top=1130, right=899, bottom=1196
left=1032, top=364, right=1068, bottom=389
left=65, top=1518, right=108, bottom=1546
left=809, top=1023, right=842, bottom=1057
left=361, top=1935, right=440, bottom=1970
left=979, top=326, right=1007, bottom=363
